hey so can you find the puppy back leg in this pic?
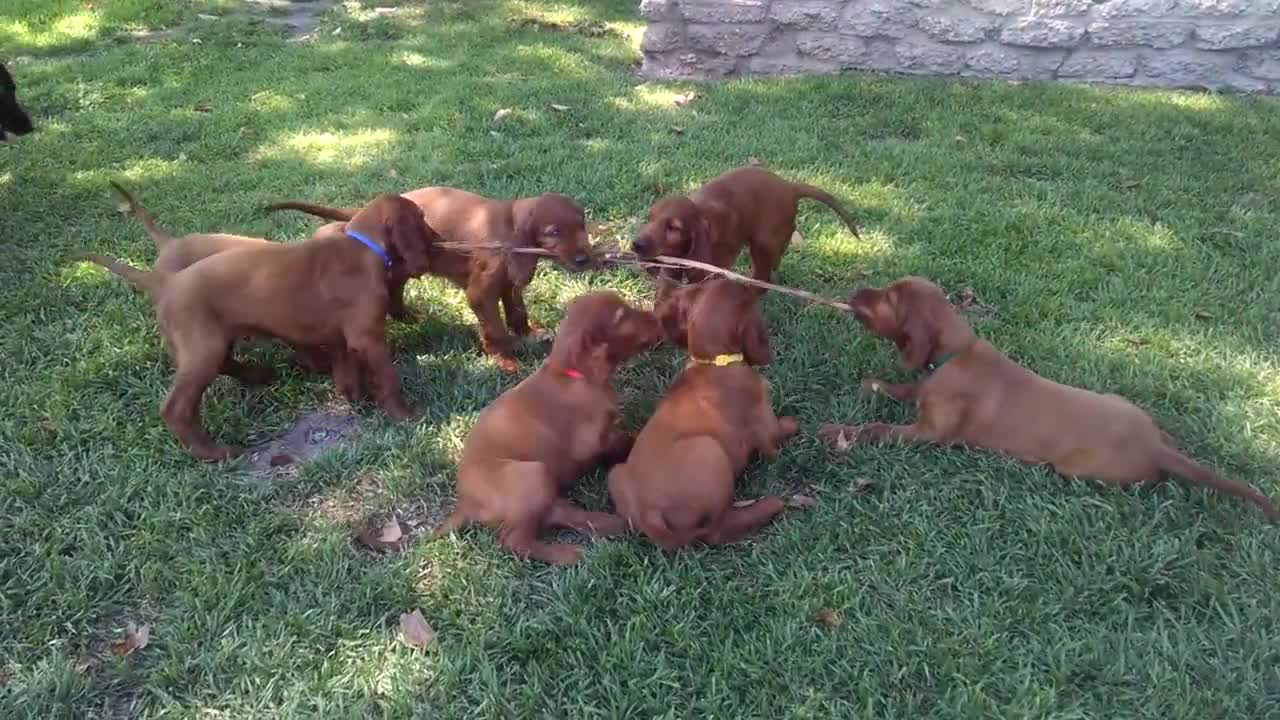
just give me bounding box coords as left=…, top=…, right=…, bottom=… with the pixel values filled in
left=704, top=496, right=787, bottom=545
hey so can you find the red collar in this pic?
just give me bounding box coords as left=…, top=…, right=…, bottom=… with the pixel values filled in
left=563, top=368, right=585, bottom=380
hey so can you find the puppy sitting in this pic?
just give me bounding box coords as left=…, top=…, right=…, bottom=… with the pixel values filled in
left=608, top=279, right=802, bottom=551
left=820, top=276, right=1278, bottom=521
left=632, top=166, right=861, bottom=296
left=82, top=194, right=435, bottom=461
left=1, top=63, right=34, bottom=140
left=267, top=186, right=595, bottom=372
left=435, top=291, right=661, bottom=565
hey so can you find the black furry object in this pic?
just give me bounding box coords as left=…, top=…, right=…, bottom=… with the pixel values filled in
left=1, top=63, right=35, bottom=140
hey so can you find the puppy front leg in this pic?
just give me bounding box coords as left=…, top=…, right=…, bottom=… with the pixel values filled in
left=386, top=269, right=415, bottom=321
left=467, top=270, right=519, bottom=373
left=599, top=427, right=634, bottom=467
left=863, top=378, right=919, bottom=404
left=344, top=321, right=419, bottom=421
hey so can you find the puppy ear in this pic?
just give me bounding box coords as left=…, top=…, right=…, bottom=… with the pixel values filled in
left=687, top=211, right=711, bottom=261
left=657, top=287, right=693, bottom=348
left=739, top=296, right=772, bottom=366
left=897, top=302, right=937, bottom=370
left=386, top=207, right=431, bottom=273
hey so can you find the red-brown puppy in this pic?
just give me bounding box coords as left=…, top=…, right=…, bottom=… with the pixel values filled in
left=267, top=186, right=594, bottom=372
left=608, top=279, right=801, bottom=551
left=820, top=276, right=1279, bottom=521
left=111, top=181, right=336, bottom=378
left=633, top=166, right=861, bottom=293
left=82, top=194, right=435, bottom=461
left=435, top=291, right=661, bottom=565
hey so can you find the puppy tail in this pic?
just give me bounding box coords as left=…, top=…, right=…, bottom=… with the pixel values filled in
left=110, top=181, right=175, bottom=250
left=1153, top=445, right=1279, bottom=522
left=76, top=253, right=164, bottom=295
left=264, top=201, right=359, bottom=222
left=792, top=183, right=862, bottom=239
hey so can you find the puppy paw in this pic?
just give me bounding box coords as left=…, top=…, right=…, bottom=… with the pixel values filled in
left=494, top=355, right=521, bottom=374
left=777, top=416, right=801, bottom=438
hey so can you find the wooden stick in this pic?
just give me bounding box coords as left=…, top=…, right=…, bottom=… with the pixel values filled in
left=431, top=242, right=853, bottom=313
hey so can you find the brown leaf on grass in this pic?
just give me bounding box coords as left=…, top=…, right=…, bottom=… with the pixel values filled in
left=786, top=494, right=817, bottom=509
left=850, top=477, right=877, bottom=494
left=1193, top=309, right=1215, bottom=320
left=957, top=286, right=978, bottom=307
left=115, top=201, right=131, bottom=214
left=386, top=167, right=400, bottom=179
left=356, top=514, right=406, bottom=552
left=400, top=610, right=435, bottom=649
left=790, top=230, right=804, bottom=245
left=1119, top=177, right=1142, bottom=189
left=814, top=608, right=844, bottom=629
left=111, top=622, right=150, bottom=656
left=547, top=103, right=570, bottom=112
left=746, top=156, right=762, bottom=166
left=672, top=90, right=702, bottom=108
left=193, top=103, right=211, bottom=113
left=493, top=108, right=513, bottom=122
left=74, top=653, right=101, bottom=674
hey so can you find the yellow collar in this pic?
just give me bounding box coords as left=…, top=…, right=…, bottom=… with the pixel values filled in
left=687, top=353, right=744, bottom=368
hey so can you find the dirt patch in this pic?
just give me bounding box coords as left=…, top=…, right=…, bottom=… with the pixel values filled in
left=244, top=406, right=360, bottom=472
left=245, top=0, right=342, bottom=38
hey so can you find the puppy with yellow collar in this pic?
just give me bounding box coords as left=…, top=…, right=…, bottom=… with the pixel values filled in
left=609, top=279, right=803, bottom=551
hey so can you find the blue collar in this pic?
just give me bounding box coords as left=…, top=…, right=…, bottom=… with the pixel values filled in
left=925, top=351, right=959, bottom=373
left=345, top=228, right=392, bottom=268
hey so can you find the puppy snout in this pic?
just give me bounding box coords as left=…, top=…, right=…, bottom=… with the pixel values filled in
left=632, top=236, right=651, bottom=255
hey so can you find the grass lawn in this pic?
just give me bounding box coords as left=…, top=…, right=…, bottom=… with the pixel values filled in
left=4, top=0, right=1280, bottom=716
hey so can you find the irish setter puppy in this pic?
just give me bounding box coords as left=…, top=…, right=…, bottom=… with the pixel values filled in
left=267, top=186, right=594, bottom=372
left=434, top=291, right=661, bottom=565
left=82, top=194, right=435, bottom=461
left=632, top=166, right=861, bottom=294
left=820, top=276, right=1279, bottom=521
left=608, top=279, right=802, bottom=551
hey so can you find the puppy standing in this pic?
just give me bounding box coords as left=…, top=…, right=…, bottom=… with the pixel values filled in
left=82, top=194, right=435, bottom=461
left=632, top=166, right=861, bottom=292
left=267, top=187, right=595, bottom=372
left=608, top=279, right=802, bottom=551
left=435, top=291, right=661, bottom=565
left=1, top=63, right=35, bottom=140
left=820, top=276, right=1278, bottom=521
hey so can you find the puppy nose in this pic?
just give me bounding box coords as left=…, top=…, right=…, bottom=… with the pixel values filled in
left=632, top=237, right=650, bottom=254
left=573, top=252, right=591, bottom=268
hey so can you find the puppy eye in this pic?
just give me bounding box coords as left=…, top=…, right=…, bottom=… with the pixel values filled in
left=545, top=226, right=560, bottom=237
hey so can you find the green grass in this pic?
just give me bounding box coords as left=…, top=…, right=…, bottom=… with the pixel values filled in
left=4, top=0, right=1280, bottom=717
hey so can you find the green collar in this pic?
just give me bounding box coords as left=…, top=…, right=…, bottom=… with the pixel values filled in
left=925, top=351, right=959, bottom=373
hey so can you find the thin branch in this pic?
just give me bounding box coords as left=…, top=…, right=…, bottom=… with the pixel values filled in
left=431, top=241, right=853, bottom=313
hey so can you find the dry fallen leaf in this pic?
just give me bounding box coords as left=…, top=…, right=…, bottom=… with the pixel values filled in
left=672, top=90, right=701, bottom=108
left=671, top=125, right=684, bottom=135
left=493, top=108, right=513, bottom=122
left=746, top=156, right=762, bottom=166
left=1193, top=309, right=1215, bottom=320
left=400, top=610, right=434, bottom=649
left=377, top=515, right=403, bottom=543
left=386, top=167, right=400, bottom=179
left=547, top=103, right=570, bottom=112
left=814, top=608, right=844, bottom=629
left=74, top=652, right=101, bottom=674
left=834, top=428, right=853, bottom=452
left=850, top=477, right=877, bottom=494
left=112, top=622, right=150, bottom=656
left=790, top=230, right=804, bottom=245
left=115, top=201, right=131, bottom=214
left=786, top=494, right=817, bottom=509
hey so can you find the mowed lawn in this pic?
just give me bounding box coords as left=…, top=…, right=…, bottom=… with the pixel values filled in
left=4, top=0, right=1280, bottom=717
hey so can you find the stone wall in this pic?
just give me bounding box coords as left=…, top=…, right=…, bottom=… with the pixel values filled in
left=639, top=0, right=1280, bottom=93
